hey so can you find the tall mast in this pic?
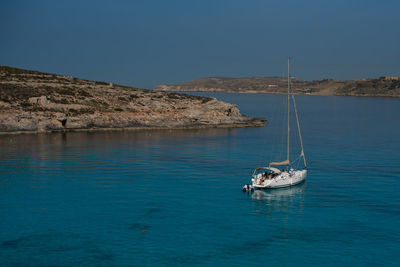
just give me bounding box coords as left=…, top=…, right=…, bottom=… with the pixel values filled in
left=287, top=58, right=290, bottom=165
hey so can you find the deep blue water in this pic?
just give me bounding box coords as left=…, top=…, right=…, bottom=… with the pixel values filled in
left=0, top=93, right=399, bottom=266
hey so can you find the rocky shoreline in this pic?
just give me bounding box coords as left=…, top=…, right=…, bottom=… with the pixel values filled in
left=0, top=66, right=265, bottom=134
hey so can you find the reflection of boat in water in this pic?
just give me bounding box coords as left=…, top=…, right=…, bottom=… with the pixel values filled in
left=251, top=181, right=306, bottom=217
left=251, top=181, right=306, bottom=202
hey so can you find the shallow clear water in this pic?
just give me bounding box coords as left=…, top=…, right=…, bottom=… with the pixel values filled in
left=0, top=94, right=399, bottom=266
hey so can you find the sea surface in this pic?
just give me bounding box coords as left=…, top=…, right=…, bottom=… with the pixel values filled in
left=0, top=93, right=399, bottom=266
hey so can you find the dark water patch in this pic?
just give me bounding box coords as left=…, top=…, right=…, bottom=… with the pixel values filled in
left=277, top=219, right=398, bottom=245
left=310, top=190, right=400, bottom=216
left=143, top=207, right=162, bottom=218
left=359, top=202, right=400, bottom=217
left=0, top=233, right=88, bottom=250
left=219, top=235, right=276, bottom=256
left=0, top=232, right=115, bottom=265
left=87, top=247, right=116, bottom=262
left=196, top=218, right=233, bottom=231
left=1, top=237, right=25, bottom=248
left=159, top=253, right=213, bottom=266
left=129, top=222, right=151, bottom=231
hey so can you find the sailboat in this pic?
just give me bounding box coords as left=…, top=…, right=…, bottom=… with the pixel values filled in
left=250, top=59, right=307, bottom=189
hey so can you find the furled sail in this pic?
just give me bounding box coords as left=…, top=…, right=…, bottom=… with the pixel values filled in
left=269, top=160, right=290, bottom=166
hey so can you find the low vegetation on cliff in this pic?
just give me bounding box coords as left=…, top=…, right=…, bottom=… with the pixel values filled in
left=0, top=66, right=265, bottom=133
left=335, top=78, right=400, bottom=96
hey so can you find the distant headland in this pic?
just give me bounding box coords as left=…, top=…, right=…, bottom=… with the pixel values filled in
left=0, top=66, right=265, bottom=134
left=155, top=76, right=400, bottom=97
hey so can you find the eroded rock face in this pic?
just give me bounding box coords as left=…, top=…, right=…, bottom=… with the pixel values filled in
left=0, top=66, right=266, bottom=133
left=0, top=113, right=38, bottom=132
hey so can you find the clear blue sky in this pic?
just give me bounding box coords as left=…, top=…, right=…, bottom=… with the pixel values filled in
left=1, top=0, right=399, bottom=89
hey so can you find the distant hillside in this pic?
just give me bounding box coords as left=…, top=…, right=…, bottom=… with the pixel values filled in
left=0, top=66, right=265, bottom=133
left=335, top=78, right=400, bottom=96
left=155, top=76, right=400, bottom=97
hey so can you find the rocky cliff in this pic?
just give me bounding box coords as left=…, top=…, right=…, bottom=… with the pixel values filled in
left=0, top=66, right=265, bottom=133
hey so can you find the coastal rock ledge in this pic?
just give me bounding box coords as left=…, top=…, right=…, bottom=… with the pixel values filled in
left=0, top=66, right=265, bottom=134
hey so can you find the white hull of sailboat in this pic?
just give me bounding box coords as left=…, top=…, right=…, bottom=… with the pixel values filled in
left=252, top=169, right=307, bottom=189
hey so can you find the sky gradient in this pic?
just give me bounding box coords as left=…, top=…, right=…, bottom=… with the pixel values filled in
left=1, top=0, right=399, bottom=89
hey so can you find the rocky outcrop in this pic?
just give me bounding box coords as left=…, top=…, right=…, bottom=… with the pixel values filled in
left=0, top=66, right=265, bottom=134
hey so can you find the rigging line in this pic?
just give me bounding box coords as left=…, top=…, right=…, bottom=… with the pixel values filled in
left=292, top=154, right=301, bottom=163
left=295, top=156, right=301, bottom=170
left=291, top=94, right=307, bottom=168
left=292, top=154, right=303, bottom=170
left=287, top=58, right=290, bottom=164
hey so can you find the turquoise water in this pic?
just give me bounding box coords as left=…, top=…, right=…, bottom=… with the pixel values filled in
left=0, top=94, right=399, bottom=266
